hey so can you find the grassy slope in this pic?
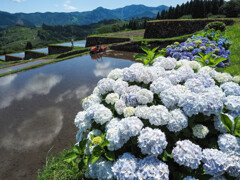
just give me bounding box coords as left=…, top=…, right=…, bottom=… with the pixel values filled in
left=223, top=22, right=240, bottom=76
left=37, top=147, right=82, bottom=180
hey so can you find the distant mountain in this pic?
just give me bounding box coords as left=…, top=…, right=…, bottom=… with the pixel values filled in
left=0, top=11, right=35, bottom=29
left=0, top=5, right=168, bottom=28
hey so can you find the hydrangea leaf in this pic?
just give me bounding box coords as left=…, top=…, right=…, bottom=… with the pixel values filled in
left=64, top=152, right=78, bottom=163
left=234, top=116, right=240, bottom=136
left=105, top=151, right=115, bottom=161
left=220, top=113, right=233, bottom=133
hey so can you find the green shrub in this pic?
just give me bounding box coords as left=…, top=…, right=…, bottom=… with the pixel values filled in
left=204, top=21, right=226, bottom=32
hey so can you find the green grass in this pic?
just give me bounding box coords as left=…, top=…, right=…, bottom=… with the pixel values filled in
left=37, top=147, right=83, bottom=180
left=89, top=29, right=145, bottom=37
left=223, top=23, right=240, bottom=76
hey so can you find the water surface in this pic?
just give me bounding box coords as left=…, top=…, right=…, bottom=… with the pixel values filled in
left=32, top=48, right=48, bottom=54
left=0, top=51, right=136, bottom=180
left=57, top=40, right=86, bottom=47
left=9, top=52, right=25, bottom=58
left=0, top=56, right=5, bottom=61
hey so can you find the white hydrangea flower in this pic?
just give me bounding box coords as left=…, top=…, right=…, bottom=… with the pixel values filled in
left=136, top=66, right=157, bottom=84
left=198, top=66, right=216, bottom=78
left=220, top=82, right=240, bottom=96
left=114, top=99, right=126, bottom=115
left=224, top=95, right=240, bottom=112
left=93, top=87, right=101, bottom=97
left=214, top=72, right=232, bottom=84
left=135, top=105, right=150, bottom=119
left=167, top=109, right=188, bottom=132
left=233, top=75, right=240, bottom=83
left=155, top=57, right=177, bottom=70
left=164, top=70, right=182, bottom=85
left=176, top=59, right=190, bottom=67
left=177, top=65, right=195, bottom=82
left=150, top=77, right=173, bottom=94
left=75, top=111, right=91, bottom=142
left=97, top=78, right=115, bottom=95
left=149, top=65, right=166, bottom=79
left=148, top=105, right=170, bottom=126
left=107, top=68, right=123, bottom=80
left=153, top=56, right=167, bottom=63
left=94, top=104, right=112, bottom=125
left=113, top=79, right=128, bottom=95
left=82, top=94, right=101, bottom=110
left=218, top=133, right=240, bottom=156
left=123, top=107, right=135, bottom=117
left=161, top=85, right=190, bottom=108
left=138, top=127, right=167, bottom=155
left=189, top=61, right=201, bottom=71
left=185, top=78, right=205, bottom=93
left=136, top=89, right=153, bottom=104
left=85, top=157, right=114, bottom=180
left=105, top=93, right=119, bottom=105
left=192, top=124, right=209, bottom=139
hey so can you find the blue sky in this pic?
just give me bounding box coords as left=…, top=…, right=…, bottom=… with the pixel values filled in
left=0, top=0, right=191, bottom=13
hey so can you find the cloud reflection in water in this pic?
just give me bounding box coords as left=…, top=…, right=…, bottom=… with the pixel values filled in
left=0, top=73, right=62, bottom=109
left=0, top=107, right=63, bottom=150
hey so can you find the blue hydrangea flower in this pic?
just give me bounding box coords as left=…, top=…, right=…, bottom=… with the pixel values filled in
left=138, top=127, right=167, bottom=155
left=218, top=133, right=240, bottom=156
left=220, top=82, right=240, bottom=96
left=112, top=153, right=139, bottom=180
left=183, top=176, right=199, bottom=180
left=224, top=95, right=240, bottom=113
left=172, top=140, right=202, bottom=169
left=97, top=78, right=115, bottom=95
left=202, top=148, right=227, bottom=177
left=167, top=109, right=188, bottom=132
left=226, top=155, right=240, bottom=177
left=137, top=156, right=169, bottom=180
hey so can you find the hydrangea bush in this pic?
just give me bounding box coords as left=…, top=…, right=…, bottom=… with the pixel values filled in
left=73, top=56, right=240, bottom=179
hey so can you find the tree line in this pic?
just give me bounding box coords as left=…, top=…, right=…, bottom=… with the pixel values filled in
left=156, top=0, right=240, bottom=19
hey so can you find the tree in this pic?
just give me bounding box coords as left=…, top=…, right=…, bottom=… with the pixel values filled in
left=112, top=24, right=120, bottom=32
left=220, top=0, right=240, bottom=17
left=212, top=0, right=220, bottom=14
left=25, top=41, right=32, bottom=50
left=156, top=12, right=160, bottom=20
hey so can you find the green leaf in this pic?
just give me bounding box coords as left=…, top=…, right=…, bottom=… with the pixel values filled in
left=133, top=53, right=146, bottom=61
left=64, top=152, right=78, bottom=163
left=92, top=145, right=103, bottom=157
left=101, top=139, right=110, bottom=148
left=141, top=46, right=151, bottom=54
left=83, top=156, right=89, bottom=167
left=79, top=139, right=88, bottom=154
left=152, top=46, right=159, bottom=53
left=105, top=151, right=115, bottom=161
left=90, top=134, right=94, bottom=140
left=90, top=154, right=101, bottom=164
left=220, top=113, right=233, bottom=132
left=73, top=145, right=81, bottom=154
left=234, top=117, right=240, bottom=134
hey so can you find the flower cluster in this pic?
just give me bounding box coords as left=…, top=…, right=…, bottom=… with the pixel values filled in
left=74, top=57, right=240, bottom=179
left=165, top=36, right=230, bottom=68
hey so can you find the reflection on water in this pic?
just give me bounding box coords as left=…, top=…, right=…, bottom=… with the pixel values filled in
left=32, top=48, right=48, bottom=54
left=0, top=107, right=63, bottom=150
left=10, top=52, right=25, bottom=58
left=0, top=51, right=136, bottom=179
left=57, top=40, right=86, bottom=47
left=0, top=56, right=5, bottom=60
left=0, top=73, right=62, bottom=109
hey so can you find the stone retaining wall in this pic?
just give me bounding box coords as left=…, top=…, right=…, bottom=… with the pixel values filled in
left=48, top=45, right=73, bottom=55
left=5, top=55, right=24, bottom=61
left=86, top=37, right=131, bottom=47
left=144, top=19, right=234, bottom=39
left=25, top=51, right=47, bottom=60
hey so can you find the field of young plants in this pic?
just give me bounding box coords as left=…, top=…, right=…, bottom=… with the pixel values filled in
left=39, top=21, right=240, bottom=180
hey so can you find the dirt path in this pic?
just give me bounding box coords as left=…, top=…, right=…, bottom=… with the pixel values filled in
left=104, top=30, right=145, bottom=37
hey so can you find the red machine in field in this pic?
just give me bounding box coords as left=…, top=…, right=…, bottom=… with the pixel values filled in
left=90, top=45, right=107, bottom=54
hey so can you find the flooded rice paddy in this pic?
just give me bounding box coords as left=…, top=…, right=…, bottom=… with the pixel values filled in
left=57, top=40, right=86, bottom=47
left=0, top=51, right=136, bottom=179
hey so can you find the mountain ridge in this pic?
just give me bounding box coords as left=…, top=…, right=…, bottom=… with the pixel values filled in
left=0, top=4, right=168, bottom=28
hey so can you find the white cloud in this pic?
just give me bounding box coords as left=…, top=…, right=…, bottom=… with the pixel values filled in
left=11, top=0, right=21, bottom=3
left=63, top=4, right=77, bottom=11
left=65, top=0, right=71, bottom=4
left=54, top=4, right=59, bottom=7
left=0, top=74, right=17, bottom=87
